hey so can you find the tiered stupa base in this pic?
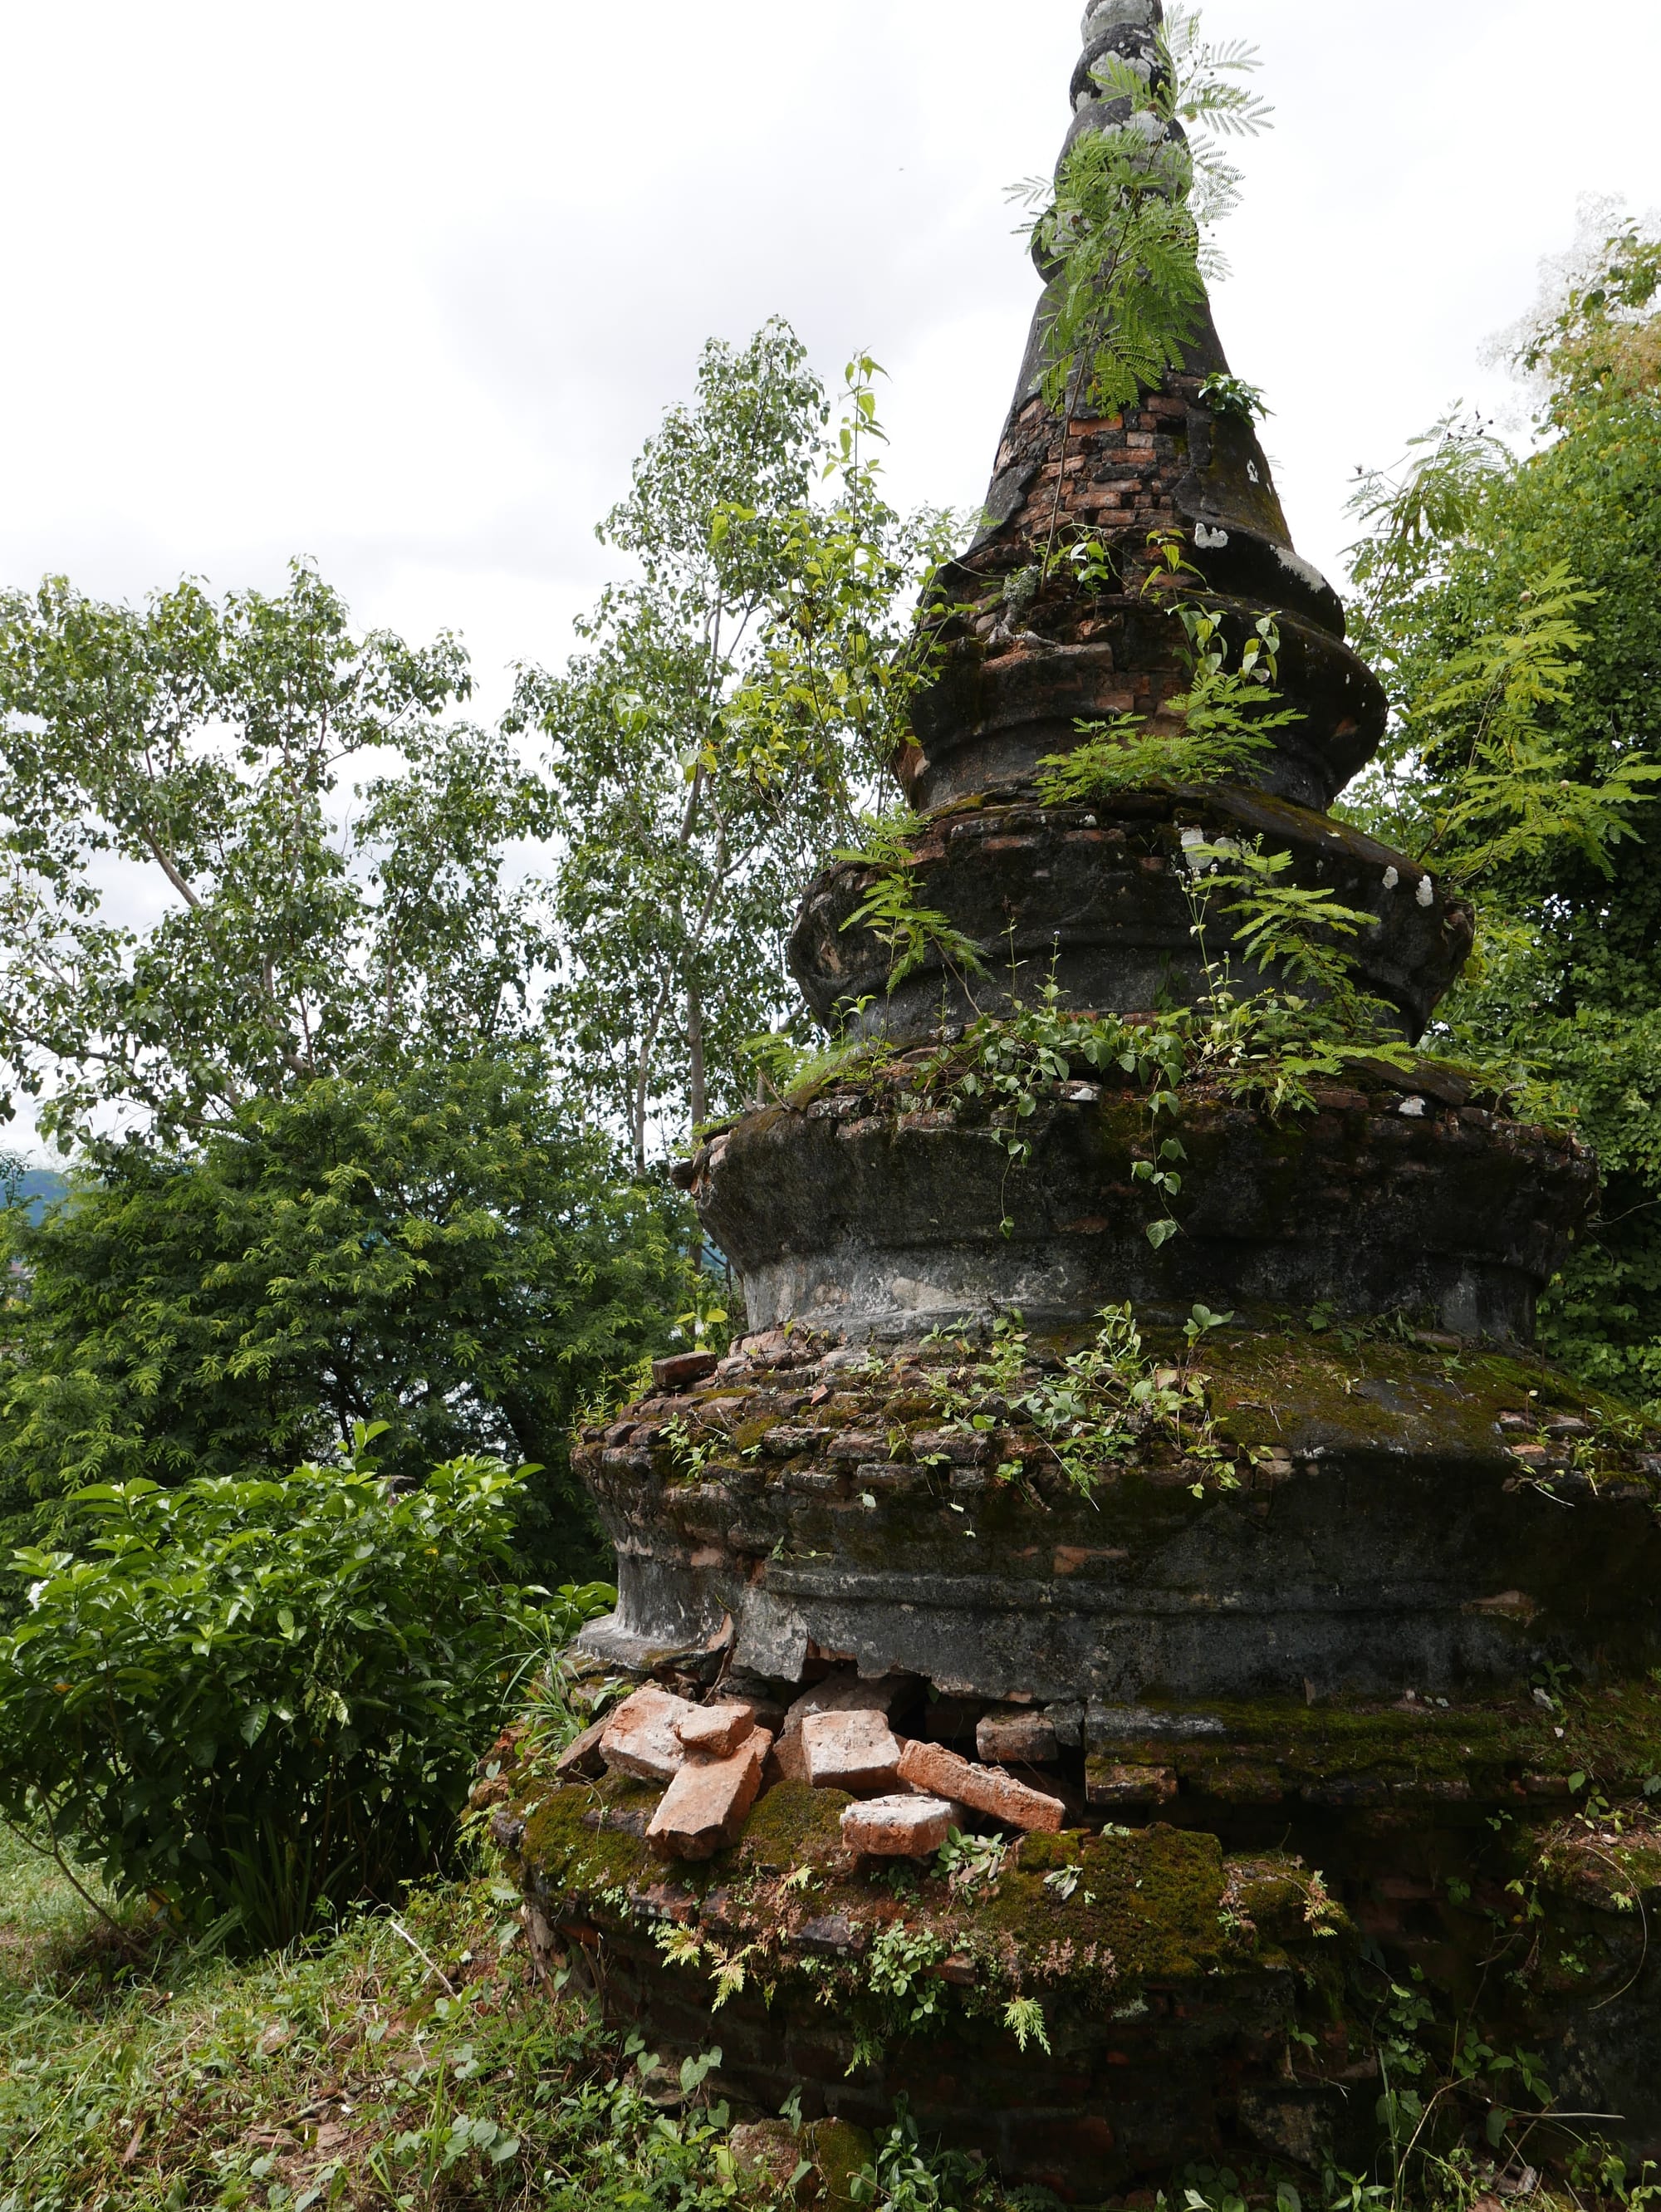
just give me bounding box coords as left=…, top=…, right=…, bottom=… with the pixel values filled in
left=495, top=1747, right=1661, bottom=2195
left=486, top=1312, right=1661, bottom=2192
left=576, top=1315, right=1657, bottom=1700
left=688, top=1056, right=1588, bottom=1352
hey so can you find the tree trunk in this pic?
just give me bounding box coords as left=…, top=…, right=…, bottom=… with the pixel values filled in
left=687, top=976, right=707, bottom=1137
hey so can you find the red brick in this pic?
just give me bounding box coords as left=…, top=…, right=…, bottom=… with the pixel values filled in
left=600, top=1686, right=701, bottom=1784
left=674, top=1702, right=757, bottom=1758
left=776, top=1673, right=910, bottom=1782
left=1086, top=1761, right=1179, bottom=1810
left=802, top=1709, right=904, bottom=1795
left=555, top=1715, right=610, bottom=1780
left=896, top=1739, right=1066, bottom=1833
left=651, top=1351, right=719, bottom=1391
left=646, top=1729, right=773, bottom=1862
left=840, top=1794, right=959, bottom=1858
left=977, top=1711, right=1059, bottom=1766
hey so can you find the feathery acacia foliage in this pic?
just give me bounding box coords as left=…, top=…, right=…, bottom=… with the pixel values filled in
left=1345, top=209, right=1661, bottom=1410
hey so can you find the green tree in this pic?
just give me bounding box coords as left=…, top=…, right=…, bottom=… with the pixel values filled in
left=0, top=561, right=548, bottom=1149
left=510, top=322, right=953, bottom=1170
left=0, top=1055, right=684, bottom=1576
left=1345, top=212, right=1661, bottom=1410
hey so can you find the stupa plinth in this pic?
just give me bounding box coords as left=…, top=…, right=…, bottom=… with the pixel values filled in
left=498, top=7, right=1661, bottom=2189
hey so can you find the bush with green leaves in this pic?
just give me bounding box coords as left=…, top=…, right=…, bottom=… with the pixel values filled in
left=0, top=1444, right=610, bottom=1948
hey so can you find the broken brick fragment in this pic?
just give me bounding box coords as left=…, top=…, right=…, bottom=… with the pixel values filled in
left=674, top=1702, right=757, bottom=1758
left=801, top=1709, right=904, bottom=1795
left=646, top=1729, right=774, bottom=1861
left=840, top=1793, right=959, bottom=1858
left=977, top=1710, right=1060, bottom=1766
left=651, top=1351, right=720, bottom=1391
left=1086, top=1760, right=1179, bottom=1809
left=776, top=1673, right=913, bottom=1782
left=896, top=1739, right=1065, bottom=1832
left=600, top=1685, right=701, bottom=1784
left=555, top=1715, right=611, bottom=1781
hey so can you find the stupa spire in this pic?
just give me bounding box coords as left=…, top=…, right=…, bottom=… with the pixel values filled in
left=942, top=0, right=1359, bottom=812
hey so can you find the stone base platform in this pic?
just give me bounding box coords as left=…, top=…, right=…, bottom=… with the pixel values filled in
left=492, top=1691, right=1661, bottom=2194
left=576, top=1322, right=1659, bottom=1702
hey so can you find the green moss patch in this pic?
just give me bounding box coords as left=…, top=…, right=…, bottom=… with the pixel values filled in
left=978, top=1824, right=1237, bottom=1990
left=517, top=1779, right=659, bottom=1900
left=1093, top=1682, right=1661, bottom=1804
left=735, top=1781, right=853, bottom=1874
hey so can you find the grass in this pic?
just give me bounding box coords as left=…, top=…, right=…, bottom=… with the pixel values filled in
left=0, top=1826, right=763, bottom=2211
left=0, top=1826, right=1637, bottom=2212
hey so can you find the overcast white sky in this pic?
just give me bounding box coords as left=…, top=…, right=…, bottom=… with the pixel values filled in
left=4, top=0, right=1659, bottom=722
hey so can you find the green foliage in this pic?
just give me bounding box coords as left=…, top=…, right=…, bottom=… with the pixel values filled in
left=1012, top=7, right=1271, bottom=437
left=0, top=561, right=545, bottom=1150
left=925, top=987, right=1188, bottom=1241
left=836, top=815, right=991, bottom=998
left=1379, top=564, right=1659, bottom=885
left=1184, top=835, right=1393, bottom=1024
left=0, top=1852, right=767, bottom=2212
left=1002, top=1996, right=1051, bottom=2056
left=1513, top=208, right=1661, bottom=421
left=861, top=1921, right=948, bottom=2041
left=0, top=1446, right=605, bottom=1947
left=0, top=1054, right=684, bottom=1575
left=1345, top=212, right=1661, bottom=1410
left=879, top=949, right=1433, bottom=1209
left=933, top=1828, right=1008, bottom=1899
left=849, top=2099, right=986, bottom=2212
left=924, top=1303, right=1242, bottom=1499
left=1038, top=601, right=1301, bottom=803
left=1197, top=371, right=1271, bottom=423
left=512, top=328, right=955, bottom=1166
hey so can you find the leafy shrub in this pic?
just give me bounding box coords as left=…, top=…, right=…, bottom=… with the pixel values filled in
left=0, top=1444, right=610, bottom=1946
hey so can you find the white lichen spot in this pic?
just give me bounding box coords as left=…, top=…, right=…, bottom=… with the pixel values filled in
left=1398, top=1096, right=1428, bottom=1119
left=1247, top=461, right=1261, bottom=484
left=1193, top=522, right=1230, bottom=550
left=1383, top=866, right=1400, bottom=891
left=1416, top=875, right=1435, bottom=908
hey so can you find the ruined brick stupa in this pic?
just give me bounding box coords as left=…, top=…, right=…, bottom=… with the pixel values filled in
left=497, top=5, right=1661, bottom=2191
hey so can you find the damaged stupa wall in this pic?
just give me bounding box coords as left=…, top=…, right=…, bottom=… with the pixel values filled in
left=496, top=0, right=1661, bottom=2191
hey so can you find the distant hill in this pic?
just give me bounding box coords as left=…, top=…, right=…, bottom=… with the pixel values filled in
left=7, top=1167, right=69, bottom=1224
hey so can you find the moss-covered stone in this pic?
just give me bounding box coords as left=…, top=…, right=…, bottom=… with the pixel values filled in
left=977, top=1824, right=1262, bottom=1993
left=803, top=2120, right=874, bottom=2211
left=737, top=1782, right=853, bottom=1875
left=517, top=1778, right=659, bottom=1901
